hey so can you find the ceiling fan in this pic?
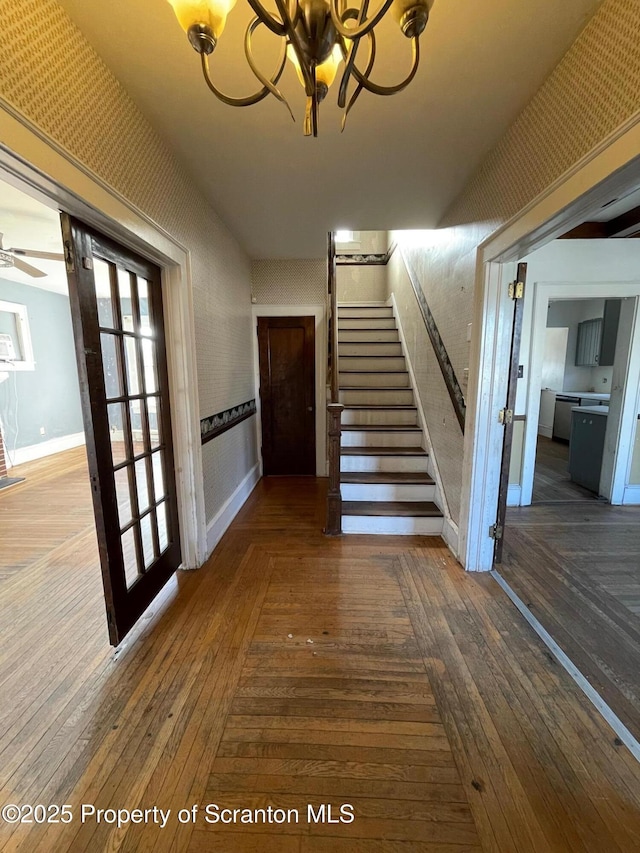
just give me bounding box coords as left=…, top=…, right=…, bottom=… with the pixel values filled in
left=0, top=233, right=65, bottom=278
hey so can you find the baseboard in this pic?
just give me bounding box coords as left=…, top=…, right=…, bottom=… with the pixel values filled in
left=538, top=425, right=553, bottom=438
left=6, top=432, right=85, bottom=467
left=623, top=485, right=640, bottom=505
left=442, top=516, right=459, bottom=557
left=507, top=484, right=522, bottom=507
left=206, top=462, right=261, bottom=556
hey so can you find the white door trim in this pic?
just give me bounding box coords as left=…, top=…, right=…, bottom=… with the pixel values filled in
left=0, top=106, right=207, bottom=568
left=461, top=111, right=640, bottom=571
left=251, top=305, right=328, bottom=477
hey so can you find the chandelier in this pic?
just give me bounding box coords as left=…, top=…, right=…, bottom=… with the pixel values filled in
left=168, top=0, right=435, bottom=136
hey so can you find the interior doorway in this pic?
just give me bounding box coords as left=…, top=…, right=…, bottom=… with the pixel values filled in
left=1, top=178, right=184, bottom=648
left=257, top=315, right=316, bottom=476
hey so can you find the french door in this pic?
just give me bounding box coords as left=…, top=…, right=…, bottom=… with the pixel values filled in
left=61, top=215, right=181, bottom=645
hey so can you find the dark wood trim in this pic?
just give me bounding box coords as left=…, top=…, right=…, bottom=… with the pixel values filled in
left=325, top=402, right=343, bottom=535
left=200, top=400, right=257, bottom=445
left=328, top=232, right=339, bottom=403
left=399, top=247, right=466, bottom=432
left=335, top=241, right=398, bottom=266
left=560, top=204, right=640, bottom=239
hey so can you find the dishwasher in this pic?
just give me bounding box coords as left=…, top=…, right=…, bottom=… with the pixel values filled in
left=553, top=395, right=581, bottom=442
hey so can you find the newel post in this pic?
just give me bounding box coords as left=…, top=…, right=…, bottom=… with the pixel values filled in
left=325, top=402, right=344, bottom=536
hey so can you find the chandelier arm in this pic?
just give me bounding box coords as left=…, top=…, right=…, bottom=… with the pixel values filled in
left=245, top=18, right=295, bottom=121
left=337, top=2, right=370, bottom=109
left=350, top=34, right=420, bottom=96
left=341, top=30, right=376, bottom=130
left=273, top=0, right=314, bottom=94
left=200, top=51, right=284, bottom=107
left=329, top=0, right=395, bottom=41
left=245, top=0, right=287, bottom=35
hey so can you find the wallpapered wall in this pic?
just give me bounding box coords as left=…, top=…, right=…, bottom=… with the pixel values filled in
left=251, top=260, right=326, bottom=305
left=391, top=0, right=640, bottom=525
left=0, top=0, right=257, bottom=523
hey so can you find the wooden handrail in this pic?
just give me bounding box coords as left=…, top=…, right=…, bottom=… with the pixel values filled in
left=399, top=246, right=466, bottom=432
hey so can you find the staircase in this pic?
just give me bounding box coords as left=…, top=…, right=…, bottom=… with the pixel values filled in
left=337, top=303, right=444, bottom=535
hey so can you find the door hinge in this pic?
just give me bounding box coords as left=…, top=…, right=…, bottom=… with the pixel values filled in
left=489, top=524, right=503, bottom=541
left=498, top=408, right=513, bottom=425
left=508, top=280, right=524, bottom=300
left=63, top=240, right=75, bottom=273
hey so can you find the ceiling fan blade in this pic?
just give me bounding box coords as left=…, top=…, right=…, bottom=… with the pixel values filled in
left=9, top=247, right=65, bottom=261
left=11, top=256, right=47, bottom=278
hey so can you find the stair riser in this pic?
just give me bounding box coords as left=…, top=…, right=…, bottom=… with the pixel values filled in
left=342, top=409, right=418, bottom=426
left=340, top=389, right=414, bottom=405
left=339, top=318, right=396, bottom=330
left=339, top=343, right=403, bottom=356
left=340, top=373, right=409, bottom=388
left=339, top=330, right=400, bottom=343
left=342, top=516, right=444, bottom=535
left=341, top=455, right=429, bottom=473
left=339, top=307, right=393, bottom=319
left=342, top=430, right=422, bottom=447
left=340, top=357, right=406, bottom=372
left=341, top=483, right=436, bottom=502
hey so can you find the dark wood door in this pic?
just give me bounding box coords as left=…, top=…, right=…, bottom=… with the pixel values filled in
left=258, top=316, right=316, bottom=475
left=61, top=214, right=181, bottom=645
left=494, top=262, right=527, bottom=565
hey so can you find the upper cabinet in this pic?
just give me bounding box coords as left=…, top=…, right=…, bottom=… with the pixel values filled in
left=575, top=317, right=602, bottom=366
left=599, top=299, right=622, bottom=367
left=575, top=299, right=621, bottom=367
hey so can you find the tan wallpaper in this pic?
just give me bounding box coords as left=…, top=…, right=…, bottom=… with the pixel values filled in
left=393, top=0, right=640, bottom=524
left=251, top=259, right=326, bottom=305
left=0, top=0, right=256, bottom=523
left=337, top=265, right=388, bottom=303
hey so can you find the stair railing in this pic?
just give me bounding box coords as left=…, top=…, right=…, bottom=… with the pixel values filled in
left=325, top=231, right=343, bottom=535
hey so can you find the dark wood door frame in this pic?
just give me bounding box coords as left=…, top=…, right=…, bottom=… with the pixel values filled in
left=258, top=316, right=316, bottom=476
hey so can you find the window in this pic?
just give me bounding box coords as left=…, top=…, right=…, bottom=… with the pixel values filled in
left=0, top=300, right=35, bottom=371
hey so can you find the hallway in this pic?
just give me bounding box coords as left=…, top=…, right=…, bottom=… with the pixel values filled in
left=2, top=460, right=640, bottom=851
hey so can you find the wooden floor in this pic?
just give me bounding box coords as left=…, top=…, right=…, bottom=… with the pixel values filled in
left=2, top=451, right=640, bottom=851
left=503, top=501, right=640, bottom=744
left=532, top=436, right=597, bottom=503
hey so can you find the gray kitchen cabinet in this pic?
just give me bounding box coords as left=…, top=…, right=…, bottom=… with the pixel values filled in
left=569, top=408, right=607, bottom=493
left=599, top=299, right=621, bottom=367
left=575, top=317, right=603, bottom=366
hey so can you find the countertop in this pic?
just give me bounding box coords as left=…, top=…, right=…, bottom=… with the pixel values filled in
left=565, top=391, right=610, bottom=401
left=572, top=405, right=609, bottom=416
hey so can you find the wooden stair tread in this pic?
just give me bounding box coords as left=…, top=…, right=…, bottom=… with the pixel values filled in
left=342, top=405, right=417, bottom=412
left=341, top=446, right=427, bottom=456
left=340, top=370, right=408, bottom=375
left=341, top=472, right=435, bottom=485
left=343, top=501, right=442, bottom=517
left=341, top=425, right=421, bottom=432
left=340, top=386, right=411, bottom=390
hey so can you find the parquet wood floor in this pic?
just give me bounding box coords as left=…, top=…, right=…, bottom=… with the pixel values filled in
left=2, top=453, right=640, bottom=851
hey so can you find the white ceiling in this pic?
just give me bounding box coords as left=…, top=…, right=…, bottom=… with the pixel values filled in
left=57, top=1, right=602, bottom=258
left=0, top=180, right=67, bottom=295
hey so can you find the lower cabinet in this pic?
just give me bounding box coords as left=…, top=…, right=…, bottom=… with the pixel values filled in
left=568, top=410, right=607, bottom=493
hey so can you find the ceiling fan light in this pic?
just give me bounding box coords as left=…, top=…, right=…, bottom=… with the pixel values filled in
left=168, top=0, right=237, bottom=44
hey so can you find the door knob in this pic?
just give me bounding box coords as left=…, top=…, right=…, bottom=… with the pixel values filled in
left=307, top=406, right=313, bottom=412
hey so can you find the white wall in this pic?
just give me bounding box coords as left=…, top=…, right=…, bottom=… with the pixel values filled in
left=546, top=298, right=612, bottom=392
